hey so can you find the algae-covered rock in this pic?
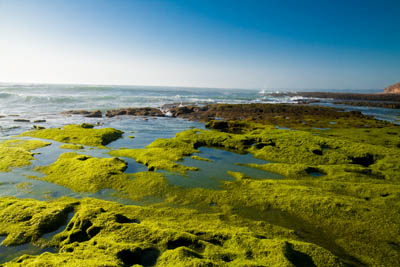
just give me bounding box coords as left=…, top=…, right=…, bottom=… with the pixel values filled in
left=1, top=197, right=344, bottom=267
left=0, top=197, right=75, bottom=246
left=191, top=155, right=212, bottom=162
left=19, top=124, right=123, bottom=147
left=5, top=116, right=400, bottom=266
left=59, top=144, right=84, bottom=150
left=0, top=139, right=50, bottom=172
left=109, top=137, right=200, bottom=174
left=34, top=153, right=129, bottom=192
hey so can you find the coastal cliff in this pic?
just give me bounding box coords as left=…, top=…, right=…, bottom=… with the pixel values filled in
left=384, top=81, right=400, bottom=94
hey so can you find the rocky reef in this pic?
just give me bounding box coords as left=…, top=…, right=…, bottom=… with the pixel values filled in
left=1, top=105, right=400, bottom=266
left=61, top=110, right=103, bottom=118
left=105, top=107, right=164, bottom=118
left=0, top=197, right=344, bottom=266
left=18, top=124, right=123, bottom=147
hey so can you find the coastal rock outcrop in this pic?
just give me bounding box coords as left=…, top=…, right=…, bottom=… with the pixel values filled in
left=384, top=81, right=400, bottom=94
left=61, top=110, right=102, bottom=118
left=105, top=107, right=164, bottom=117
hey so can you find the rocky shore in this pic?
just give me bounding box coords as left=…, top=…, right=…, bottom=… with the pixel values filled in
left=0, top=103, right=399, bottom=266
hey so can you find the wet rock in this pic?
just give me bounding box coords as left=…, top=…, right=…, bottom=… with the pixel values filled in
left=13, top=119, right=30, bottom=122
left=61, top=110, right=102, bottom=118
left=105, top=107, right=164, bottom=117
left=33, top=125, right=45, bottom=130
left=33, top=119, right=46, bottom=123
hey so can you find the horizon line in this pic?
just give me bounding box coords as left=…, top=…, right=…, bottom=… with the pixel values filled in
left=0, top=81, right=384, bottom=92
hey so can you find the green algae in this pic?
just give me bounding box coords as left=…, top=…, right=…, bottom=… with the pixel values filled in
left=15, top=182, right=33, bottom=194
left=0, top=139, right=50, bottom=172
left=191, top=155, right=212, bottom=162
left=4, top=118, right=400, bottom=265
left=226, top=171, right=251, bottom=181
left=107, top=124, right=400, bottom=265
left=0, top=197, right=75, bottom=246
left=0, top=197, right=343, bottom=267
left=33, top=153, right=129, bottom=193
left=59, top=144, right=84, bottom=150
left=19, top=124, right=123, bottom=147
left=109, top=138, right=199, bottom=174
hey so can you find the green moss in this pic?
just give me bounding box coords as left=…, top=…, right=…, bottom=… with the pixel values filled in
left=0, top=197, right=76, bottom=246
left=0, top=139, right=50, bottom=172
left=33, top=153, right=129, bottom=192
left=109, top=138, right=199, bottom=174
left=6, top=118, right=400, bottom=266
left=226, top=171, right=251, bottom=181
left=191, top=155, right=212, bottom=162
left=59, top=144, right=84, bottom=150
left=19, top=124, right=123, bottom=147
left=1, top=197, right=343, bottom=267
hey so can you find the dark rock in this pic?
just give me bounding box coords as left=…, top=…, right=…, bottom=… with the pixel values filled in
left=14, top=119, right=30, bottom=122
left=61, top=110, right=102, bottom=118
left=33, top=125, right=45, bottom=130
left=105, top=107, right=164, bottom=118
left=33, top=119, right=46, bottom=123
left=86, top=110, right=102, bottom=118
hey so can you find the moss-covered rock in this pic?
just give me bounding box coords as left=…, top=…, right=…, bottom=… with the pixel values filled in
left=59, top=144, right=84, bottom=150
left=0, top=197, right=75, bottom=246
left=1, top=197, right=343, bottom=267
left=19, top=124, right=123, bottom=147
left=33, top=153, right=129, bottom=192
left=6, top=117, right=400, bottom=266
left=0, top=139, right=50, bottom=172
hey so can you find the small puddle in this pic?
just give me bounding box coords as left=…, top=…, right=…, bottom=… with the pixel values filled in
left=306, top=167, right=326, bottom=177
left=0, top=236, right=57, bottom=264
left=162, top=147, right=283, bottom=189
left=275, top=126, right=292, bottom=130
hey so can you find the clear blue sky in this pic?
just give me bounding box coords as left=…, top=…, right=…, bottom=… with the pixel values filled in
left=0, top=0, right=399, bottom=89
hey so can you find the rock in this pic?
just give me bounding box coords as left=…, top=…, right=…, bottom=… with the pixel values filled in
left=384, top=82, right=400, bottom=94
left=33, top=125, right=45, bottom=130
left=33, top=119, right=46, bottom=123
left=86, top=110, right=102, bottom=118
left=105, top=107, right=164, bottom=117
left=13, top=119, right=30, bottom=122
left=61, top=110, right=102, bottom=118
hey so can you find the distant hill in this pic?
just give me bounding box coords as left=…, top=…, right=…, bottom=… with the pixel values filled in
left=384, top=82, right=400, bottom=94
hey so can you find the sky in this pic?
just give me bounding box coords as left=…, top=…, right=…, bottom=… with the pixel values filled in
left=0, top=0, right=399, bottom=90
